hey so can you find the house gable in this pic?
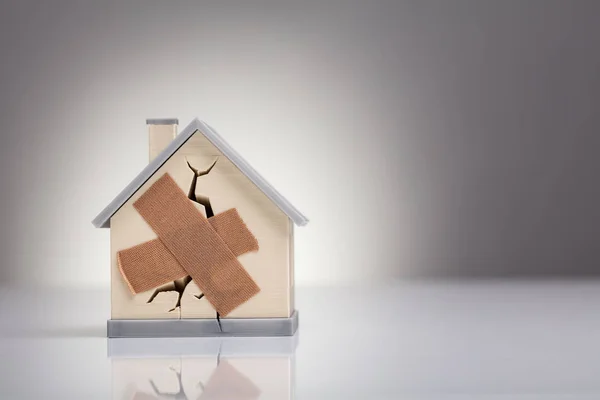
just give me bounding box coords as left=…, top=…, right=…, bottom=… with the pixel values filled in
left=110, top=130, right=293, bottom=319
left=93, top=118, right=308, bottom=229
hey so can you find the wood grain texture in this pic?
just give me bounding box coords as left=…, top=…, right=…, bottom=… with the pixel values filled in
left=110, top=130, right=292, bottom=319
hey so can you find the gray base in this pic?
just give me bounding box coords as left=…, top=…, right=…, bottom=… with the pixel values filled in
left=107, top=310, right=298, bottom=338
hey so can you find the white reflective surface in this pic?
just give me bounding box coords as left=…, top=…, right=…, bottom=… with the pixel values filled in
left=1, top=283, right=600, bottom=399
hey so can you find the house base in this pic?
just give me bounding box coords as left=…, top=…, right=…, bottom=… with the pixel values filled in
left=107, top=310, right=299, bottom=338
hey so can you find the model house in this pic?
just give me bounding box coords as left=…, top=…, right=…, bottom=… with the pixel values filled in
left=92, top=118, right=307, bottom=337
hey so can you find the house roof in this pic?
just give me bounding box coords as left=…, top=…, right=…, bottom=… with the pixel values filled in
left=92, top=118, right=309, bottom=228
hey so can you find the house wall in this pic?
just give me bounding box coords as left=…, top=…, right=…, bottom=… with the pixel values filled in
left=110, top=130, right=292, bottom=319
left=289, top=220, right=295, bottom=312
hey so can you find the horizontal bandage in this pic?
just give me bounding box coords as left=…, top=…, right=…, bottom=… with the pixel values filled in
left=133, top=173, right=260, bottom=316
left=118, top=238, right=187, bottom=294
left=117, top=208, right=259, bottom=294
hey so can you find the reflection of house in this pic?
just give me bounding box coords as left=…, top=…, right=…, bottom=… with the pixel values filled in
left=110, top=337, right=297, bottom=400
left=93, top=119, right=307, bottom=337
left=127, top=359, right=261, bottom=400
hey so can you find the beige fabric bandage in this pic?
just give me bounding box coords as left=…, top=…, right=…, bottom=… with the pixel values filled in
left=209, top=208, right=259, bottom=256
left=117, top=208, right=259, bottom=294
left=117, top=238, right=186, bottom=294
left=133, top=173, right=260, bottom=316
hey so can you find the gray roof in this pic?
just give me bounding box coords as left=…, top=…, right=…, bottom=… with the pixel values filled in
left=92, top=118, right=309, bottom=228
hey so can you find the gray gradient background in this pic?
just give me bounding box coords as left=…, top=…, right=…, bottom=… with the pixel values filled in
left=1, top=0, right=599, bottom=288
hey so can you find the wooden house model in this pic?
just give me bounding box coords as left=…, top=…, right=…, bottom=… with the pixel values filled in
left=92, top=118, right=307, bottom=337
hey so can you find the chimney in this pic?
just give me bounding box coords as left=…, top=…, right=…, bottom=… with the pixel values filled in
left=146, top=118, right=178, bottom=162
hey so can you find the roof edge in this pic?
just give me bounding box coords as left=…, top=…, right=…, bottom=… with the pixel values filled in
left=92, top=118, right=201, bottom=228
left=92, top=118, right=309, bottom=228
left=198, top=120, right=309, bottom=227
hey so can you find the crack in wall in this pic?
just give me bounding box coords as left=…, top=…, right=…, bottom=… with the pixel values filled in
left=146, top=158, right=222, bottom=330
left=146, top=276, right=192, bottom=312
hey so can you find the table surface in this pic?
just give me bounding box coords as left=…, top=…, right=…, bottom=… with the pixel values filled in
left=1, top=281, right=599, bottom=399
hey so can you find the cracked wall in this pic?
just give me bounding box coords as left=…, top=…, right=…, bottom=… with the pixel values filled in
left=110, top=131, right=293, bottom=320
